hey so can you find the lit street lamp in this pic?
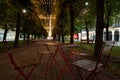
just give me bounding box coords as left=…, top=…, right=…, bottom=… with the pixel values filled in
left=85, top=2, right=89, bottom=6
left=22, top=9, right=26, bottom=13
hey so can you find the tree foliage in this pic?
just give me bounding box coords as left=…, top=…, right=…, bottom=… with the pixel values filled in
left=104, top=0, right=120, bottom=40
left=0, top=0, right=47, bottom=46
left=56, top=0, right=87, bottom=43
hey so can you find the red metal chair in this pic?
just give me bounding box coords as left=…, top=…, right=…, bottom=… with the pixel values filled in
left=64, top=40, right=94, bottom=61
left=72, top=41, right=115, bottom=80
left=73, top=39, right=94, bottom=56
left=4, top=42, right=44, bottom=80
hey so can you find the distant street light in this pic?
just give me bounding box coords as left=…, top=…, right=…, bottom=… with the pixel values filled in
left=85, top=2, right=89, bottom=6
left=22, top=9, right=26, bottom=13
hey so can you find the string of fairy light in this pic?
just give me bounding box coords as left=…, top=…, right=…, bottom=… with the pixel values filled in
left=38, top=0, right=55, bottom=15
left=38, top=0, right=56, bottom=39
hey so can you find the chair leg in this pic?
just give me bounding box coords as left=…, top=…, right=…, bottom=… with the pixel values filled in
left=27, top=65, right=37, bottom=77
left=89, top=72, right=100, bottom=80
left=75, top=67, right=84, bottom=80
left=16, top=68, right=29, bottom=80
left=16, top=65, right=38, bottom=80
left=44, top=57, right=51, bottom=76
left=16, top=68, right=25, bottom=80
left=85, top=71, right=95, bottom=80
left=95, top=75, right=99, bottom=80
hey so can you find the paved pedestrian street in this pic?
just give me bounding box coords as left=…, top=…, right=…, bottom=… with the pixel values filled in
left=0, top=40, right=119, bottom=80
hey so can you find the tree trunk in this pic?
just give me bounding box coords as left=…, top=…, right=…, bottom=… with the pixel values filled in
left=94, top=0, right=104, bottom=58
left=23, top=33, right=26, bottom=41
left=14, top=12, right=21, bottom=47
left=61, top=25, right=64, bottom=43
left=3, top=24, right=8, bottom=42
left=3, top=4, right=7, bottom=42
left=69, top=5, right=74, bottom=44
left=27, top=33, right=30, bottom=40
left=58, top=29, right=61, bottom=42
left=106, top=12, right=111, bottom=41
left=34, top=35, right=37, bottom=39
left=85, top=21, right=89, bottom=43
left=106, top=25, right=109, bottom=40
left=105, top=0, right=111, bottom=41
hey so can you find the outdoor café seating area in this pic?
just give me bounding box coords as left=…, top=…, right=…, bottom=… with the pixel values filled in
left=0, top=40, right=119, bottom=80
